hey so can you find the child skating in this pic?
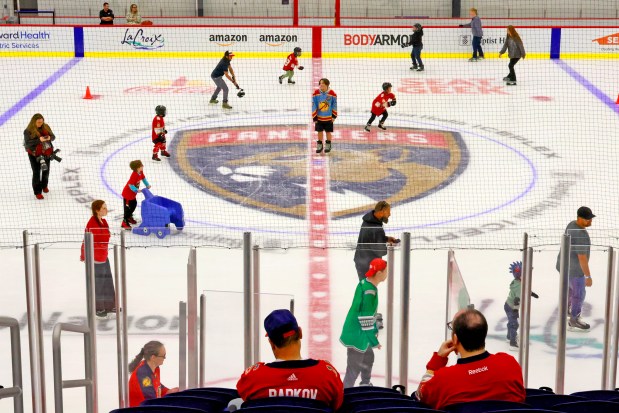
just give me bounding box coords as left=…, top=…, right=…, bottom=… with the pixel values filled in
left=279, top=47, right=304, bottom=85
left=152, top=105, right=170, bottom=162
left=504, top=261, right=538, bottom=351
left=121, top=160, right=151, bottom=230
left=364, top=83, right=396, bottom=132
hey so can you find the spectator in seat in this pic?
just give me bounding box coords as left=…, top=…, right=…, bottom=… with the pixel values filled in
left=235, top=309, right=344, bottom=411
left=126, top=4, right=142, bottom=25
left=128, top=341, right=178, bottom=407
left=99, top=2, right=114, bottom=25
left=415, top=308, right=525, bottom=410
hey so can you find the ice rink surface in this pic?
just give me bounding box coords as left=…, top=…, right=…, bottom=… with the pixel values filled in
left=1, top=55, right=619, bottom=412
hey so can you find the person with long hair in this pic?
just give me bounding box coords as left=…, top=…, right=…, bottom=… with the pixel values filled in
left=126, top=4, right=142, bottom=25
left=80, top=200, right=116, bottom=320
left=23, top=114, right=56, bottom=200
left=499, top=25, right=526, bottom=86
left=128, top=341, right=178, bottom=407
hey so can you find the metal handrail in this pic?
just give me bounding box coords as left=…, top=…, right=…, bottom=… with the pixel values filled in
left=385, top=245, right=395, bottom=388
left=399, top=232, right=411, bottom=392
left=52, top=323, right=93, bottom=413
left=0, top=316, right=24, bottom=413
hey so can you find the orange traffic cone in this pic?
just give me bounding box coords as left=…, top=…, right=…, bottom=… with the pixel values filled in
left=83, top=86, right=93, bottom=100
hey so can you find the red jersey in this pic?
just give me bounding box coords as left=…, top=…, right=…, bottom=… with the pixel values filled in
left=152, top=115, right=165, bottom=141
left=282, top=53, right=299, bottom=71
left=417, top=351, right=525, bottom=410
left=128, top=360, right=169, bottom=407
left=122, top=171, right=148, bottom=201
left=371, top=92, right=396, bottom=116
left=237, top=359, right=344, bottom=411
left=80, top=216, right=111, bottom=263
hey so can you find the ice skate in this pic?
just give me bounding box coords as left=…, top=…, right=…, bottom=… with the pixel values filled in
left=316, top=141, right=323, bottom=154
left=364, top=125, right=371, bottom=132
left=378, top=123, right=387, bottom=130
left=503, top=76, right=510, bottom=82
left=152, top=154, right=161, bottom=162
left=288, top=80, right=296, bottom=84
left=96, top=310, right=108, bottom=320
left=222, top=102, right=232, bottom=109
left=506, top=80, right=517, bottom=86
left=468, top=57, right=478, bottom=62
left=416, top=65, right=424, bottom=72
left=410, top=65, right=418, bottom=71
left=568, top=317, right=590, bottom=332
left=121, top=220, right=132, bottom=230
left=324, top=140, right=332, bottom=153
left=160, top=150, right=171, bottom=158
left=127, top=217, right=137, bottom=225
left=278, top=76, right=283, bottom=84
left=209, top=98, right=219, bottom=104
left=35, top=194, right=44, bottom=200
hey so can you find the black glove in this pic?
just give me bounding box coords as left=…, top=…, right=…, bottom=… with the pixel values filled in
left=313, top=116, right=318, bottom=122
left=298, top=66, right=304, bottom=70
left=332, top=114, right=337, bottom=120
left=154, top=134, right=166, bottom=144
left=164, top=129, right=168, bottom=134
left=401, top=42, right=410, bottom=48
left=459, top=24, right=464, bottom=27
left=389, top=100, right=397, bottom=107
left=531, top=292, right=539, bottom=298
left=514, top=297, right=520, bottom=306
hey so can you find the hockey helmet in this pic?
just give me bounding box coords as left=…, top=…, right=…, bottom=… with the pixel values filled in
left=294, top=47, right=302, bottom=57
left=155, top=105, right=166, bottom=117
left=509, top=261, right=522, bottom=278
left=382, top=82, right=393, bottom=91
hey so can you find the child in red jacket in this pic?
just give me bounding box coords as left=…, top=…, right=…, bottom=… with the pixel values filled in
left=152, top=105, right=170, bottom=162
left=121, top=160, right=151, bottom=230
left=364, top=83, right=396, bottom=132
left=279, top=47, right=304, bottom=85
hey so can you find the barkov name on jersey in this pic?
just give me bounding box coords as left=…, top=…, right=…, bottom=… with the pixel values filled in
left=268, top=388, right=319, bottom=399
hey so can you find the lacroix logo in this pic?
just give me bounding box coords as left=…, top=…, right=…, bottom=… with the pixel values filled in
left=344, top=33, right=412, bottom=47
left=592, top=32, right=619, bottom=45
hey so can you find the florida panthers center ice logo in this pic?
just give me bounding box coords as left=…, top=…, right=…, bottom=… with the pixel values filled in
left=169, top=125, right=468, bottom=219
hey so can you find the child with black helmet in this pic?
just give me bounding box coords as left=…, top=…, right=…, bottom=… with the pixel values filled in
left=151, top=105, right=169, bottom=162
left=364, top=83, right=396, bottom=132
left=279, top=47, right=304, bottom=85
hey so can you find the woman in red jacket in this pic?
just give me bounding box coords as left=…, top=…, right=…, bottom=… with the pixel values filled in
left=80, top=200, right=116, bottom=319
left=128, top=341, right=179, bottom=407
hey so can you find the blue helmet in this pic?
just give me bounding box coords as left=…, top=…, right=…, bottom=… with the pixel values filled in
left=509, top=261, right=522, bottom=278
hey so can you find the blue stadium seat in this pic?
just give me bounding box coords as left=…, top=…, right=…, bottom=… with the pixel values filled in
left=141, top=395, right=225, bottom=412
left=553, top=400, right=619, bottom=413
left=525, top=394, right=587, bottom=409
left=344, top=392, right=414, bottom=403
left=191, top=387, right=239, bottom=397
left=356, top=407, right=445, bottom=413
left=569, top=390, right=619, bottom=401
left=344, top=397, right=423, bottom=413
left=110, top=406, right=206, bottom=413
left=444, top=400, right=531, bottom=413
left=344, top=386, right=401, bottom=395
left=165, top=390, right=233, bottom=403
left=239, top=406, right=328, bottom=413
left=241, top=396, right=330, bottom=411
left=525, top=388, right=554, bottom=397
left=485, top=410, right=558, bottom=413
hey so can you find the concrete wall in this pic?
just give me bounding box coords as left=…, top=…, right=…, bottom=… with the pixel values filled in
left=9, top=0, right=619, bottom=19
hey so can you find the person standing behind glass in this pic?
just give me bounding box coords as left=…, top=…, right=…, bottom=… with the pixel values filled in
left=80, top=200, right=116, bottom=320
left=126, top=4, right=142, bottom=25
left=459, top=8, right=484, bottom=61
left=99, top=2, right=114, bottom=25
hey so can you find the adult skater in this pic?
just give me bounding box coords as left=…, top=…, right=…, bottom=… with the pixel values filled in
left=312, top=78, right=337, bottom=154
left=410, top=23, right=424, bottom=71
left=499, top=26, right=526, bottom=86
left=459, top=8, right=484, bottom=61
left=128, top=341, right=179, bottom=406
left=80, top=200, right=116, bottom=320
left=210, top=50, right=240, bottom=110
left=23, top=113, right=57, bottom=200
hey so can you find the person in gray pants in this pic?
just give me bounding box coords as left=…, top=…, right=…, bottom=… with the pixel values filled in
left=210, top=50, right=239, bottom=109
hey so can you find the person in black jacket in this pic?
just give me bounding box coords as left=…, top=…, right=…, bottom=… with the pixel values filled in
left=409, top=23, right=424, bottom=71
left=24, top=113, right=58, bottom=200
left=353, top=201, right=399, bottom=280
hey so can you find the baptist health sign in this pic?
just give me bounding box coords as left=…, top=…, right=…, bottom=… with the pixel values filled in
left=0, top=27, right=73, bottom=56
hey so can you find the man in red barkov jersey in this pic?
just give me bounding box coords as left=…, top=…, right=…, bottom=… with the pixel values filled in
left=415, top=308, right=525, bottom=410
left=236, top=309, right=344, bottom=411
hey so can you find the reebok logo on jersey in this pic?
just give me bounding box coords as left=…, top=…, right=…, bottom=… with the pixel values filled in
left=287, top=373, right=299, bottom=381
left=468, top=366, right=489, bottom=375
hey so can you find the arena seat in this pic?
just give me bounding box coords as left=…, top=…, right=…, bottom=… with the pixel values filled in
left=525, top=394, right=586, bottom=409
left=443, top=400, right=531, bottom=413
left=553, top=400, right=619, bottom=413
left=525, top=388, right=554, bottom=397
left=241, top=396, right=330, bottom=411
left=238, top=406, right=328, bottom=413
left=344, top=386, right=401, bottom=394
left=356, top=407, right=445, bottom=413
left=343, top=397, right=423, bottom=413
left=569, top=390, right=619, bottom=401
left=110, top=406, right=206, bottom=413
left=344, top=391, right=414, bottom=403
left=141, top=395, right=225, bottom=412
left=165, top=390, right=233, bottom=403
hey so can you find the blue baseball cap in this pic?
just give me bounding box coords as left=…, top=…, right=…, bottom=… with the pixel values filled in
left=264, top=309, right=299, bottom=342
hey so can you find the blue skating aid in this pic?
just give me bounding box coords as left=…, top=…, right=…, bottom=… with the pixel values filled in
left=132, top=188, right=184, bottom=239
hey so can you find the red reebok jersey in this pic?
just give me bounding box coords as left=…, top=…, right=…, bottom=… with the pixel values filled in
left=417, top=351, right=525, bottom=410
left=282, top=53, right=299, bottom=71
left=237, top=359, right=344, bottom=410
left=122, top=171, right=147, bottom=201
left=371, top=92, right=396, bottom=116
left=152, top=115, right=165, bottom=141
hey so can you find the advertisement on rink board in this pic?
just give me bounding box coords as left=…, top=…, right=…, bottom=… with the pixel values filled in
left=561, top=28, right=619, bottom=55
left=82, top=27, right=312, bottom=56
left=322, top=28, right=552, bottom=56
left=0, top=26, right=73, bottom=53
